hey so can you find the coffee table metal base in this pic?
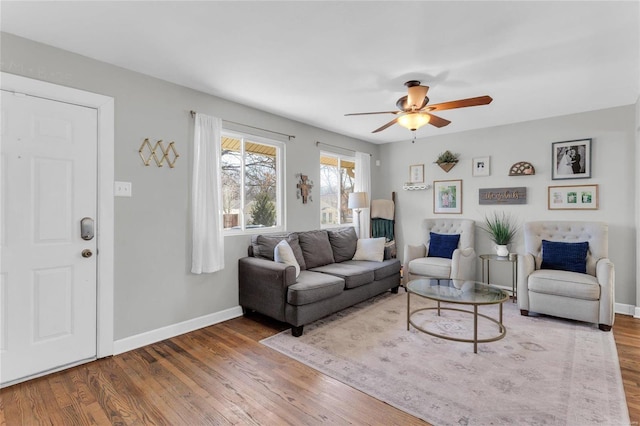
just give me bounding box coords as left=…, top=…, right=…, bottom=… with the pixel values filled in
left=407, top=300, right=506, bottom=353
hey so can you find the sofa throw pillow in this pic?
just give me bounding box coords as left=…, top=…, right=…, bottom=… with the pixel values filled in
left=327, top=227, right=358, bottom=263
left=427, top=232, right=460, bottom=259
left=541, top=240, right=589, bottom=274
left=298, top=230, right=335, bottom=269
left=352, top=237, right=386, bottom=262
left=274, top=239, right=300, bottom=278
left=252, top=233, right=306, bottom=270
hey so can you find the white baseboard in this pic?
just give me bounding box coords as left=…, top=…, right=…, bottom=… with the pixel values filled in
left=615, top=303, right=638, bottom=317
left=113, top=306, right=244, bottom=355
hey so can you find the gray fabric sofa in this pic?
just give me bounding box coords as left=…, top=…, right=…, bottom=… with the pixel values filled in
left=239, top=227, right=401, bottom=336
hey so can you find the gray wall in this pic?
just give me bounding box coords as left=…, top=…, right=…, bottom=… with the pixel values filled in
left=636, top=96, right=640, bottom=311
left=1, top=33, right=383, bottom=339
left=379, top=106, right=637, bottom=306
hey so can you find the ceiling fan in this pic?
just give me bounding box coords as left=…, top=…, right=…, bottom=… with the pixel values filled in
left=345, top=80, right=493, bottom=133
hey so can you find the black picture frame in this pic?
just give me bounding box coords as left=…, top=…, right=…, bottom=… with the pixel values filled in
left=551, top=138, right=591, bottom=180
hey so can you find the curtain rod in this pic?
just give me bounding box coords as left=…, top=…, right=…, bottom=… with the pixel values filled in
left=190, top=110, right=295, bottom=141
left=316, top=141, right=371, bottom=156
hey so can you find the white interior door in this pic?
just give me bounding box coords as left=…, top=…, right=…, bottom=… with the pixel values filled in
left=0, top=91, right=98, bottom=386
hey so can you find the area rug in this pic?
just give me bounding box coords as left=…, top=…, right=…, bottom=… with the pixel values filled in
left=261, top=292, right=629, bottom=425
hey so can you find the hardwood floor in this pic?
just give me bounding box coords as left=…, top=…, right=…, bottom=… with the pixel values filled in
left=1, top=312, right=639, bottom=425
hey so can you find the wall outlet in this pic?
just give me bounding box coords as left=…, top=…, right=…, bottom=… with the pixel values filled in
left=114, top=181, right=132, bottom=197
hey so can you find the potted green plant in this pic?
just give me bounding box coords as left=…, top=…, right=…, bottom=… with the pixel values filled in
left=434, top=150, right=459, bottom=172
left=481, top=211, right=518, bottom=256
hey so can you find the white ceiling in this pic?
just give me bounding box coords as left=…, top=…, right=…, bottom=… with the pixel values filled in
left=2, top=1, right=639, bottom=143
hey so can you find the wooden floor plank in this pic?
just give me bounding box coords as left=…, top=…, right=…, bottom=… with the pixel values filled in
left=146, top=341, right=258, bottom=425
left=110, top=351, right=193, bottom=425
left=1, top=312, right=638, bottom=425
left=160, top=331, right=327, bottom=425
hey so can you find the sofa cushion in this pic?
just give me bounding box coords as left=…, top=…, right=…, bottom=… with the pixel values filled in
left=327, top=227, right=358, bottom=263
left=528, top=269, right=600, bottom=300
left=287, top=271, right=344, bottom=306
left=298, top=230, right=335, bottom=269
left=343, top=258, right=401, bottom=281
left=428, top=232, right=460, bottom=259
left=541, top=240, right=588, bottom=274
left=252, top=233, right=306, bottom=270
left=352, top=237, right=386, bottom=262
left=408, top=256, right=452, bottom=279
left=309, top=263, right=374, bottom=289
left=274, top=240, right=300, bottom=278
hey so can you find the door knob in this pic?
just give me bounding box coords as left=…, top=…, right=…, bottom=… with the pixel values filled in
left=81, top=249, right=93, bottom=258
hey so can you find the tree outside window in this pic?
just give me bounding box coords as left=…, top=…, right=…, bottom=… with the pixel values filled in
left=221, top=134, right=282, bottom=232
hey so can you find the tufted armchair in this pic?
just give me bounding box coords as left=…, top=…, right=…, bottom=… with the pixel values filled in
left=403, top=219, right=476, bottom=285
left=517, top=221, right=614, bottom=331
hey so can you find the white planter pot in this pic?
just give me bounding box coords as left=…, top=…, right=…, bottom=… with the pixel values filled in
left=495, top=245, right=509, bottom=257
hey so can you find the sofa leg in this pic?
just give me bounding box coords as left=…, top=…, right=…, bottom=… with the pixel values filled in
left=520, top=309, right=529, bottom=316
left=391, top=285, right=399, bottom=294
left=291, top=325, right=304, bottom=337
left=598, top=324, right=612, bottom=332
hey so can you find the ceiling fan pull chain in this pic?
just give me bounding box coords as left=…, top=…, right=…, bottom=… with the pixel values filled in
left=412, top=131, right=416, bottom=144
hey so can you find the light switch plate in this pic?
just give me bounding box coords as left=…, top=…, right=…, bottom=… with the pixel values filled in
left=114, top=181, right=132, bottom=197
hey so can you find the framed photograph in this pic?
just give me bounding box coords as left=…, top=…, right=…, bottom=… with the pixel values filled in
left=472, top=156, right=490, bottom=177
left=552, top=138, right=591, bottom=180
left=548, top=184, right=598, bottom=210
left=434, top=179, right=462, bottom=214
left=409, top=164, right=424, bottom=183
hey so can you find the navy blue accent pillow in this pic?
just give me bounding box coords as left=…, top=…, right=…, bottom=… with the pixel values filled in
left=428, top=232, right=460, bottom=259
left=541, top=240, right=589, bottom=273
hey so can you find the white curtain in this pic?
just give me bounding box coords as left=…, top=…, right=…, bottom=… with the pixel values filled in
left=354, top=151, right=371, bottom=238
left=191, top=113, right=224, bottom=274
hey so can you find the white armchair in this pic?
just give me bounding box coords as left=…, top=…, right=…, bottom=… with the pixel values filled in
left=403, top=219, right=476, bottom=285
left=517, top=221, right=615, bottom=331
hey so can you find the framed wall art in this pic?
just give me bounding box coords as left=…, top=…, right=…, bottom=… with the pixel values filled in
left=472, top=156, right=490, bottom=177
left=548, top=184, right=598, bottom=210
left=552, top=138, right=591, bottom=180
left=409, top=164, right=425, bottom=183
left=434, top=179, right=462, bottom=214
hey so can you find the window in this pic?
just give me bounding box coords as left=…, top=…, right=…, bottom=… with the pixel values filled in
left=320, top=152, right=355, bottom=227
left=221, top=132, right=284, bottom=233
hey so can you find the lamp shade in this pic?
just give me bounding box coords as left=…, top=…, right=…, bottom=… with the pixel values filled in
left=397, top=113, right=431, bottom=131
left=348, top=192, right=368, bottom=209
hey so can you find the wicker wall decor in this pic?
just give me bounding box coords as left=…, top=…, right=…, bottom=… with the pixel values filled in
left=139, top=139, right=180, bottom=168
left=509, top=161, right=535, bottom=176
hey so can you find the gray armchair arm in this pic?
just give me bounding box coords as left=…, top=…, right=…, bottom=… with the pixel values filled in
left=238, top=257, right=296, bottom=322
left=596, top=258, right=615, bottom=327
left=450, top=247, right=476, bottom=281
left=403, top=244, right=426, bottom=284
left=517, top=253, right=535, bottom=311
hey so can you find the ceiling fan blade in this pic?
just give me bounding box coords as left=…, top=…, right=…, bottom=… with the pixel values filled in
left=426, top=113, right=451, bottom=128
left=372, top=117, right=399, bottom=133
left=426, top=95, right=493, bottom=112
left=344, top=111, right=399, bottom=116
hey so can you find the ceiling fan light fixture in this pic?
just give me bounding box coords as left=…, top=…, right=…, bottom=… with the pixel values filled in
left=407, top=84, right=429, bottom=110
left=397, top=113, right=430, bottom=131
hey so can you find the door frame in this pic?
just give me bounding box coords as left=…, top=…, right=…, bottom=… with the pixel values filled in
left=1, top=72, right=115, bottom=357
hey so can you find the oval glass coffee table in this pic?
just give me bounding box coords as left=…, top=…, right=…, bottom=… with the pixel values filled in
left=407, top=277, right=509, bottom=353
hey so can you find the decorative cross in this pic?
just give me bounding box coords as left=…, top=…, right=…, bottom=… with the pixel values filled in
left=296, top=174, right=313, bottom=204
